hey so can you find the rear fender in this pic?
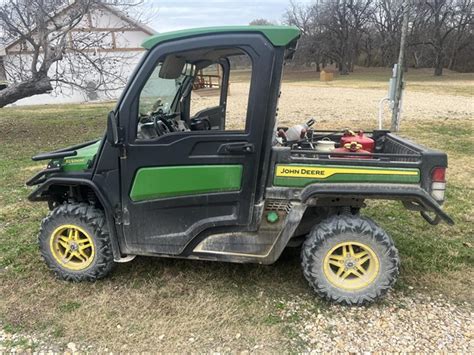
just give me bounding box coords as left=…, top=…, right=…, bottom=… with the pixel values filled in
left=298, top=183, right=454, bottom=225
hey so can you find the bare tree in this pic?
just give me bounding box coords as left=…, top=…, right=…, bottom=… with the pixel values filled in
left=321, top=0, right=373, bottom=74
left=284, top=1, right=325, bottom=70
left=285, top=0, right=474, bottom=74
left=285, top=0, right=374, bottom=74
left=249, top=18, right=275, bottom=26
left=371, top=0, right=404, bottom=66
left=445, top=0, right=473, bottom=70
left=0, top=0, right=146, bottom=107
left=409, top=0, right=472, bottom=75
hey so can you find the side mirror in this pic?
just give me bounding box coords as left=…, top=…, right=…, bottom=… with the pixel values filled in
left=106, top=111, right=123, bottom=147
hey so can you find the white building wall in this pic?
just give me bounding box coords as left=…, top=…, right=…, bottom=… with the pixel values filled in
left=115, top=31, right=150, bottom=48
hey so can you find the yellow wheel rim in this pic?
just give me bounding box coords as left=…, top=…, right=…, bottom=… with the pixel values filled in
left=323, top=241, right=379, bottom=291
left=49, top=224, right=95, bottom=271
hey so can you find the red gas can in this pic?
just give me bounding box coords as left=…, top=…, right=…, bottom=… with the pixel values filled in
left=332, top=142, right=373, bottom=159
left=340, top=130, right=374, bottom=152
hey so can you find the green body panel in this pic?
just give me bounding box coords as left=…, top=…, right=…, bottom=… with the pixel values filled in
left=141, top=25, right=300, bottom=49
left=130, top=165, right=243, bottom=201
left=273, top=164, right=420, bottom=187
left=56, top=140, right=101, bottom=172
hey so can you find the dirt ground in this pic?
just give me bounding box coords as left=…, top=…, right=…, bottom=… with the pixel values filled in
left=279, top=83, right=473, bottom=123
left=194, top=79, right=473, bottom=130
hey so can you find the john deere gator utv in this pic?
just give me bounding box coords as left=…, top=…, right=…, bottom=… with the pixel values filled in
left=27, top=26, right=453, bottom=305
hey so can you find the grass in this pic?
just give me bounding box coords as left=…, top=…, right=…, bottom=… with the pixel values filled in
left=282, top=67, right=474, bottom=96
left=0, top=72, right=473, bottom=351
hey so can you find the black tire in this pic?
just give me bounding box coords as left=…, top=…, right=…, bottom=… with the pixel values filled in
left=38, top=202, right=115, bottom=281
left=301, top=214, right=399, bottom=306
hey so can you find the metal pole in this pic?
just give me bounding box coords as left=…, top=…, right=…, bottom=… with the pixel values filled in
left=378, top=97, right=389, bottom=129
left=391, top=0, right=409, bottom=131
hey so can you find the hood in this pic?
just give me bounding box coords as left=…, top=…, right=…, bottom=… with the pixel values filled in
left=58, top=140, right=102, bottom=172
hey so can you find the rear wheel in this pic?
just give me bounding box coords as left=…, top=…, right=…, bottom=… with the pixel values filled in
left=38, top=203, right=115, bottom=281
left=301, top=214, right=399, bottom=305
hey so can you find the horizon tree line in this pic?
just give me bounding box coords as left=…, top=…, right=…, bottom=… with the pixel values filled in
left=272, top=0, right=473, bottom=76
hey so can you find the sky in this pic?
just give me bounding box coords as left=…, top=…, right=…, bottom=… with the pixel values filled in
left=144, top=0, right=313, bottom=33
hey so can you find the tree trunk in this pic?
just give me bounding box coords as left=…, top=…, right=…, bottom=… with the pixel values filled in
left=365, top=51, right=373, bottom=67
left=339, top=54, right=350, bottom=75
left=448, top=50, right=458, bottom=70
left=340, top=64, right=349, bottom=75
left=434, top=52, right=444, bottom=76
left=339, top=44, right=350, bottom=75
left=0, top=76, right=52, bottom=108
left=412, top=52, right=420, bottom=68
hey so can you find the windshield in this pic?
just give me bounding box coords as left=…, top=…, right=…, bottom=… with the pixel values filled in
left=139, top=62, right=194, bottom=116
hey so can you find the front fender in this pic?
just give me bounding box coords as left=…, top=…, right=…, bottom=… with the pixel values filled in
left=28, top=177, right=123, bottom=259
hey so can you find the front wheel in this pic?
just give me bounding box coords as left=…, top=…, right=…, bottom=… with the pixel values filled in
left=38, top=203, right=115, bottom=281
left=301, top=214, right=399, bottom=305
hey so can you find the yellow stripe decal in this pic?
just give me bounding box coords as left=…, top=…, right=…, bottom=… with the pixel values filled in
left=275, top=165, right=419, bottom=179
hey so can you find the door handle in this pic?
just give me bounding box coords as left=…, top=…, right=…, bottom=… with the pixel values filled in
left=219, top=142, right=254, bottom=154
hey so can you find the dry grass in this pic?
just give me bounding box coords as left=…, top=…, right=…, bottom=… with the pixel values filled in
left=0, top=68, right=473, bottom=351
left=284, top=67, right=474, bottom=96
left=2, top=256, right=296, bottom=351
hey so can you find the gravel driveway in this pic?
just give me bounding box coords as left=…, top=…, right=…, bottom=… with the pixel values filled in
left=282, top=292, right=473, bottom=353
left=278, top=84, right=473, bottom=123
left=192, top=82, right=473, bottom=128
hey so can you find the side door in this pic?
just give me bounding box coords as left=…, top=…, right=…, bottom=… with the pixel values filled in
left=117, top=34, right=277, bottom=255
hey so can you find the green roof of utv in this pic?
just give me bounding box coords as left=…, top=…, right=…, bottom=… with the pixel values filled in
left=141, top=25, right=301, bottom=49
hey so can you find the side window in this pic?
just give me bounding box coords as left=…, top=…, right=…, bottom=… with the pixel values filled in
left=226, top=54, right=251, bottom=131
left=189, top=52, right=252, bottom=132
left=139, top=60, right=194, bottom=116
left=190, top=64, right=222, bottom=117
left=137, top=58, right=195, bottom=140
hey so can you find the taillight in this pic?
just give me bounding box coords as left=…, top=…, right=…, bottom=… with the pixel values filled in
left=431, top=167, right=446, bottom=202
left=432, top=167, right=446, bottom=182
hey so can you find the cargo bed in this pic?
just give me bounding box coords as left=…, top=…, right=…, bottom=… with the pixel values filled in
left=267, top=130, right=453, bottom=225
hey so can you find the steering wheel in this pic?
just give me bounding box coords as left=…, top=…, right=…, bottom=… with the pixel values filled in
left=153, top=113, right=171, bottom=136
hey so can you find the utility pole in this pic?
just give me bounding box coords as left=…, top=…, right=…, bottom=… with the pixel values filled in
left=391, top=0, right=409, bottom=131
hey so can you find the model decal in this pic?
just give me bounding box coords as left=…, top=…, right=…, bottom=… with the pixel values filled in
left=274, top=164, right=420, bottom=186
left=275, top=165, right=419, bottom=179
